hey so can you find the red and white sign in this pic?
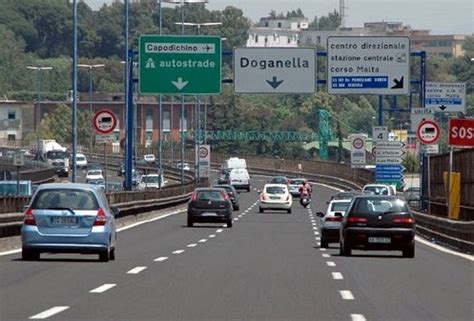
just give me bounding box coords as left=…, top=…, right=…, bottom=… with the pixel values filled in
left=448, top=118, right=474, bottom=147
left=416, top=119, right=440, bottom=145
left=93, top=109, right=117, bottom=135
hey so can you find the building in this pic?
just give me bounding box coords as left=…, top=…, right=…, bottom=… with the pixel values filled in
left=410, top=33, right=467, bottom=57
left=247, top=17, right=309, bottom=48
left=0, top=101, right=33, bottom=144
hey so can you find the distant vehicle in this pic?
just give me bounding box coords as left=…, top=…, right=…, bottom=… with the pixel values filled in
left=105, top=181, right=122, bottom=192
left=339, top=196, right=415, bottom=258
left=88, top=163, right=103, bottom=171
left=316, top=199, right=352, bottom=248
left=404, top=187, right=420, bottom=206
left=21, top=183, right=118, bottom=261
left=87, top=178, right=105, bottom=188
left=45, top=150, right=70, bottom=177
left=187, top=188, right=233, bottom=228
left=259, top=184, right=292, bottom=214
left=288, top=178, right=306, bottom=197
left=269, top=176, right=289, bottom=186
left=138, top=174, right=166, bottom=190
left=329, top=191, right=364, bottom=202
left=177, top=162, right=191, bottom=171
left=143, top=154, right=156, bottom=164
left=228, top=168, right=251, bottom=192
left=213, top=184, right=240, bottom=211
left=75, top=153, right=88, bottom=170
left=0, top=180, right=33, bottom=196
left=223, top=157, right=247, bottom=171
left=86, top=169, right=104, bottom=182
left=362, top=184, right=397, bottom=196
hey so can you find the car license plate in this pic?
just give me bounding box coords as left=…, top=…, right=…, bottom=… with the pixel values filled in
left=368, top=237, right=391, bottom=244
left=52, top=217, right=78, bottom=225
left=270, top=196, right=280, bottom=200
left=202, top=212, right=217, bottom=216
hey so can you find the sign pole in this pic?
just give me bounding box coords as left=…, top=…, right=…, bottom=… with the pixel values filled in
left=16, top=165, right=20, bottom=196
left=104, top=143, right=108, bottom=191
left=447, top=147, right=453, bottom=217
left=427, top=154, right=431, bottom=214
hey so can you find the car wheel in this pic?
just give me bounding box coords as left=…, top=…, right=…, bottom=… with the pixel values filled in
left=99, top=250, right=110, bottom=262
left=233, top=205, right=240, bottom=211
left=287, top=208, right=292, bottom=214
left=259, top=207, right=264, bottom=213
left=110, top=248, right=116, bottom=261
left=227, top=220, right=233, bottom=228
left=402, top=244, right=415, bottom=258
left=341, top=241, right=351, bottom=256
left=320, top=239, right=329, bottom=248
left=247, top=187, right=250, bottom=192
left=187, top=218, right=193, bottom=227
left=21, top=248, right=39, bottom=261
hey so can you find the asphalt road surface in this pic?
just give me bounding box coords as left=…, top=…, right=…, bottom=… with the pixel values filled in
left=0, top=175, right=472, bottom=321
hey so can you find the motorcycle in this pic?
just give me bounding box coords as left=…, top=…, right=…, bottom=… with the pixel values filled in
left=300, top=192, right=311, bottom=208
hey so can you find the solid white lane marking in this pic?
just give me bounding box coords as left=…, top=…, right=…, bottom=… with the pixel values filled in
left=216, top=229, right=223, bottom=233
left=351, top=314, right=367, bottom=321
left=187, top=243, right=197, bottom=248
left=117, top=208, right=185, bottom=232
left=332, top=272, right=344, bottom=280
left=209, top=234, right=216, bottom=238
left=127, top=266, right=147, bottom=274
left=326, top=261, right=336, bottom=267
left=415, top=236, right=474, bottom=261
left=198, top=239, right=207, bottom=243
left=222, top=224, right=227, bottom=227
left=172, top=250, right=185, bottom=254
left=29, top=306, right=70, bottom=319
left=90, top=284, right=116, bottom=293
left=322, top=253, right=330, bottom=258
left=340, top=290, right=354, bottom=300
left=153, top=256, right=168, bottom=262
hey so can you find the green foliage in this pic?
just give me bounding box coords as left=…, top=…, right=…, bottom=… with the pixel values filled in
left=403, top=153, right=419, bottom=173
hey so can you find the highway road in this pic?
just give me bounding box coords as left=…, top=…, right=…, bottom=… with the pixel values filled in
left=0, top=175, right=472, bottom=321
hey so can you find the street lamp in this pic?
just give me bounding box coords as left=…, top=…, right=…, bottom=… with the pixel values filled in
left=78, top=64, right=105, bottom=153
left=26, top=66, right=53, bottom=157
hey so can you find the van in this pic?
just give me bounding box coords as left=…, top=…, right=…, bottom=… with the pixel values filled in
left=362, top=184, right=397, bottom=196
left=228, top=168, right=251, bottom=192
left=224, top=157, right=247, bottom=170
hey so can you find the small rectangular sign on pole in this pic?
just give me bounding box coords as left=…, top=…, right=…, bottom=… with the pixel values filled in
left=197, top=145, right=211, bottom=178
left=350, top=134, right=367, bottom=168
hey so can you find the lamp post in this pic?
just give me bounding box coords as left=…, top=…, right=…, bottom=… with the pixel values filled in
left=78, top=64, right=105, bottom=153
left=175, top=21, right=221, bottom=180
left=26, top=66, right=53, bottom=157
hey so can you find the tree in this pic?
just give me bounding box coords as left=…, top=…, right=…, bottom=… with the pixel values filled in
left=317, top=10, right=341, bottom=30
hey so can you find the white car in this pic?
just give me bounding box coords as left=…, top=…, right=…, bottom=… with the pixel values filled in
left=75, top=153, right=88, bottom=169
left=138, top=174, right=166, bottom=190
left=229, top=168, right=251, bottom=192
left=86, top=169, right=104, bottom=182
left=259, top=184, right=292, bottom=214
left=363, top=184, right=397, bottom=196
left=178, top=162, right=191, bottom=171
left=317, top=199, right=352, bottom=248
left=143, top=154, right=156, bottom=164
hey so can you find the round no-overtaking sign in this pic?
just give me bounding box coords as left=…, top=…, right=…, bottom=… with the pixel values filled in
left=93, top=110, right=117, bottom=135
left=416, top=119, right=441, bottom=145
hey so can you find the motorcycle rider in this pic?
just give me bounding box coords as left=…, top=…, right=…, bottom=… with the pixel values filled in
left=299, top=180, right=312, bottom=203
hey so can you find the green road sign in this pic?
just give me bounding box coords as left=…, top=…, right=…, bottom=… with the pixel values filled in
left=139, top=35, right=221, bottom=95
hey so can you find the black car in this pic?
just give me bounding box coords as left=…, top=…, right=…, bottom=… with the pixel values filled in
left=339, top=196, right=415, bottom=258
left=329, top=191, right=363, bottom=202
left=187, top=188, right=233, bottom=228
left=213, top=184, right=240, bottom=211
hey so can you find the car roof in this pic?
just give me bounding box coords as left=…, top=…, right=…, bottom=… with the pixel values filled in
left=35, top=182, right=101, bottom=192
left=329, top=199, right=352, bottom=204
left=264, top=184, right=288, bottom=188
left=194, top=187, right=225, bottom=191
left=353, top=195, right=403, bottom=200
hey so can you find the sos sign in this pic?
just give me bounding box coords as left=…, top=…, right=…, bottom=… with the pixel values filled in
left=449, top=118, right=474, bottom=147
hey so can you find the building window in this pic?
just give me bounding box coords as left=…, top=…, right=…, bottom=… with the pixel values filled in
left=179, top=109, right=187, bottom=132
left=163, top=110, right=170, bottom=132
left=145, top=109, right=153, bottom=130
left=317, top=36, right=321, bottom=44
left=7, top=134, right=15, bottom=141
left=277, top=22, right=282, bottom=28
left=255, top=35, right=259, bottom=43
left=264, top=37, right=268, bottom=43
left=8, top=111, right=15, bottom=120
left=287, top=37, right=291, bottom=44
left=265, top=21, right=269, bottom=27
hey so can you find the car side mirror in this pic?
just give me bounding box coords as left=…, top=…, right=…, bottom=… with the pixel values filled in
left=316, top=212, right=325, bottom=217
left=257, top=190, right=261, bottom=194
left=110, top=206, right=120, bottom=217
left=334, top=212, right=343, bottom=218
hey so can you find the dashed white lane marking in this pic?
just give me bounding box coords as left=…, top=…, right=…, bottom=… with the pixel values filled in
left=317, top=242, right=321, bottom=246
left=351, top=314, right=367, bottom=321
left=313, top=226, right=318, bottom=230
left=222, top=224, right=227, bottom=227
left=319, top=248, right=326, bottom=251
left=90, top=284, right=116, bottom=293
left=29, top=306, right=70, bottom=319
left=187, top=244, right=197, bottom=248
left=216, top=229, right=223, bottom=233
left=172, top=250, right=185, bottom=254
left=332, top=272, right=344, bottom=280
left=314, top=231, right=319, bottom=235
left=209, top=234, right=216, bottom=238
left=326, top=261, right=336, bottom=267
left=127, top=266, right=147, bottom=274
left=198, top=239, right=207, bottom=243
left=154, top=256, right=168, bottom=262
left=322, top=253, right=330, bottom=258
left=340, top=290, right=355, bottom=300
left=234, top=218, right=239, bottom=221
left=316, top=237, right=321, bottom=241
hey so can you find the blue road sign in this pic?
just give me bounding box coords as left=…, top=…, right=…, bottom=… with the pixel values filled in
left=376, top=173, right=404, bottom=180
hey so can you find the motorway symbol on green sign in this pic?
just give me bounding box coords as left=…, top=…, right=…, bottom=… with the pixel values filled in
left=139, top=35, right=222, bottom=95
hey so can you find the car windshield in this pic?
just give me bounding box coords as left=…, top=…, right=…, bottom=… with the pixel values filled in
left=353, top=198, right=409, bottom=215
left=270, top=177, right=287, bottom=184
left=196, top=191, right=224, bottom=201
left=31, top=189, right=99, bottom=210
left=364, top=186, right=389, bottom=195
left=266, top=186, right=286, bottom=194
left=290, top=179, right=304, bottom=185
left=331, top=201, right=351, bottom=212
left=76, top=156, right=85, bottom=161
left=46, top=151, right=67, bottom=160
left=142, top=176, right=159, bottom=183
left=88, top=170, right=102, bottom=176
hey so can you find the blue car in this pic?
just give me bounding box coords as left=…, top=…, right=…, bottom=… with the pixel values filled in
left=21, top=183, right=118, bottom=262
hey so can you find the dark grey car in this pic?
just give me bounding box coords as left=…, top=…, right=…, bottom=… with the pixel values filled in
left=213, top=184, right=240, bottom=211
left=187, top=188, right=233, bottom=228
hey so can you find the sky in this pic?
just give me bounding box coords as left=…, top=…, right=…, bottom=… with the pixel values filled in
left=84, top=0, right=473, bottom=35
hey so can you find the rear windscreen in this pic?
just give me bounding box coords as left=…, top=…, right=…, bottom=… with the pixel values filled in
left=266, top=186, right=286, bottom=194
left=32, top=189, right=99, bottom=210
left=353, top=198, right=409, bottom=215
left=197, top=191, right=225, bottom=201
left=331, top=202, right=350, bottom=212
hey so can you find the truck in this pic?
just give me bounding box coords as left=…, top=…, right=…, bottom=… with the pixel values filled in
left=39, top=139, right=70, bottom=177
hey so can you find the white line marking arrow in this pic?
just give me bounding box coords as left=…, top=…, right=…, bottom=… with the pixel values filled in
left=171, top=77, right=189, bottom=90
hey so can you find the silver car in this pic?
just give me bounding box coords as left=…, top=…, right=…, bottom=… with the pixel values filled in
left=21, top=183, right=118, bottom=262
